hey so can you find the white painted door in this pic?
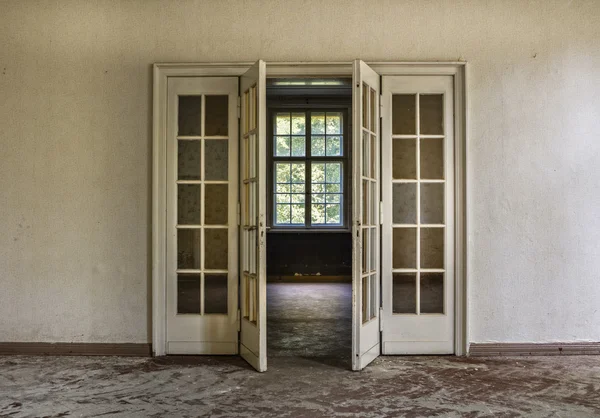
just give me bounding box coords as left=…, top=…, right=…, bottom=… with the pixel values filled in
left=239, top=60, right=268, bottom=372
left=166, top=77, right=239, bottom=354
left=352, top=60, right=381, bottom=371
left=380, top=75, right=455, bottom=354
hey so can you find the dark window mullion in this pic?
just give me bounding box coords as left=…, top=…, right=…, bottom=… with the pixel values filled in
left=306, top=111, right=312, bottom=227
left=323, top=162, right=328, bottom=224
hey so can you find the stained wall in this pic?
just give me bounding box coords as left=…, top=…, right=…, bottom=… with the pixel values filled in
left=0, top=0, right=599, bottom=344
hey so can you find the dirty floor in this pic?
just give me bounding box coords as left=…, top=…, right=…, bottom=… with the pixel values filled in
left=2, top=284, right=599, bottom=417
left=2, top=355, right=600, bottom=417
left=267, top=281, right=351, bottom=360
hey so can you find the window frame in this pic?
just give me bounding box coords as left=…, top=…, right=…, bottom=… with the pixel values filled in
left=267, top=107, right=351, bottom=231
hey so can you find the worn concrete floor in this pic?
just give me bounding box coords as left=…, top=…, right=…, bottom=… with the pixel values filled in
left=2, top=355, right=600, bottom=417
left=2, top=284, right=600, bottom=417
left=267, top=281, right=351, bottom=361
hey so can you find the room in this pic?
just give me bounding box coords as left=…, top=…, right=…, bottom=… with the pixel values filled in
left=1, top=0, right=599, bottom=416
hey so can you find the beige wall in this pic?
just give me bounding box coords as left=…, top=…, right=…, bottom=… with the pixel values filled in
left=0, top=0, right=599, bottom=344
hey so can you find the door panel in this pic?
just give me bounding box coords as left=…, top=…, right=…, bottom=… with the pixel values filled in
left=239, top=60, right=268, bottom=372
left=381, top=76, right=455, bottom=354
left=352, top=60, right=381, bottom=371
left=166, top=77, right=239, bottom=354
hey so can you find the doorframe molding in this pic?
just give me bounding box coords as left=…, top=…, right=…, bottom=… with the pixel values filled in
left=152, top=61, right=468, bottom=356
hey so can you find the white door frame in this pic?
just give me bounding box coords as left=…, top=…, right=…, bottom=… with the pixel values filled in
left=152, top=61, right=468, bottom=356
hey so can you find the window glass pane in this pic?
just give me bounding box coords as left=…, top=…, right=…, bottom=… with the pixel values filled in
left=326, top=204, right=341, bottom=224
left=393, top=138, right=416, bottom=179
left=313, top=193, right=325, bottom=203
left=276, top=163, right=291, bottom=183
left=326, top=136, right=342, bottom=156
left=312, top=163, right=325, bottom=183
left=178, top=184, right=201, bottom=225
left=393, top=183, right=416, bottom=224
left=291, top=113, right=305, bottom=135
left=420, top=94, right=443, bottom=135
left=291, top=136, right=305, bottom=157
left=205, top=95, right=228, bottom=136
left=277, top=204, right=291, bottom=224
left=393, top=228, right=416, bottom=268
left=178, top=140, right=201, bottom=180
left=393, top=273, right=416, bottom=314
left=204, top=274, right=228, bottom=314
left=327, top=194, right=340, bottom=203
left=420, top=138, right=444, bottom=179
left=362, top=276, right=369, bottom=322
left=178, top=96, right=202, bottom=136
left=276, top=184, right=290, bottom=194
left=275, top=113, right=291, bottom=135
left=276, top=193, right=290, bottom=203
left=311, top=112, right=325, bottom=134
left=362, top=83, right=368, bottom=128
left=291, top=204, right=305, bottom=224
left=177, top=229, right=201, bottom=269
left=312, top=183, right=324, bottom=193
left=420, top=273, right=444, bottom=314
left=205, top=139, right=228, bottom=180
left=205, top=184, right=228, bottom=225
left=362, top=180, right=368, bottom=225
left=275, top=136, right=291, bottom=157
left=362, top=131, right=369, bottom=177
left=420, top=227, right=444, bottom=269
left=369, top=88, right=376, bottom=132
left=325, top=183, right=341, bottom=193
left=290, top=163, right=305, bottom=183
left=291, top=193, right=305, bottom=203
left=392, top=94, right=416, bottom=135
left=178, top=274, right=200, bottom=314
left=311, top=204, right=325, bottom=224
left=326, top=112, right=342, bottom=134
left=325, top=163, right=341, bottom=183
left=205, top=228, right=228, bottom=270
left=421, top=183, right=444, bottom=224
left=311, top=136, right=325, bottom=156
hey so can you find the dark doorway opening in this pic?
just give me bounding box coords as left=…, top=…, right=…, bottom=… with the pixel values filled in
left=265, top=79, right=353, bottom=365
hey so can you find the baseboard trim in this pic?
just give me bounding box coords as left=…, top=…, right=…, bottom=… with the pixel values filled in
left=469, top=342, right=600, bottom=357
left=0, top=342, right=152, bottom=357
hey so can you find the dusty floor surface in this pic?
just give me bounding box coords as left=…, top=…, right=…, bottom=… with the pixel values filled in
left=1, top=355, right=600, bottom=417
left=267, top=282, right=351, bottom=360
left=2, top=284, right=600, bottom=417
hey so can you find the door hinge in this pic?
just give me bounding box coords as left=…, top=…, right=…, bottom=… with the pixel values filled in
left=379, top=100, right=383, bottom=119
left=237, top=309, right=241, bottom=332
left=237, top=201, right=241, bottom=226
left=379, top=307, right=384, bottom=332
left=237, top=96, right=241, bottom=119
left=379, top=201, right=383, bottom=225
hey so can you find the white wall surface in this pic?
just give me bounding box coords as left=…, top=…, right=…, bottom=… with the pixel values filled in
left=0, top=0, right=598, bottom=344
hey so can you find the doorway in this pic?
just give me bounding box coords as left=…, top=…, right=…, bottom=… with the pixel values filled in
left=265, top=78, right=354, bottom=363
left=152, top=61, right=467, bottom=373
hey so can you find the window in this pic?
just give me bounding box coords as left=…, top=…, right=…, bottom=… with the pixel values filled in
left=270, top=110, right=348, bottom=229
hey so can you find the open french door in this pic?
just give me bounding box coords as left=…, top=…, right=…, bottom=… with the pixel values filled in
left=352, top=60, right=381, bottom=371
left=239, top=60, right=268, bottom=372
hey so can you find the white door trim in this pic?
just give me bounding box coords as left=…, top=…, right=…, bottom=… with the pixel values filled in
left=152, top=62, right=468, bottom=356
